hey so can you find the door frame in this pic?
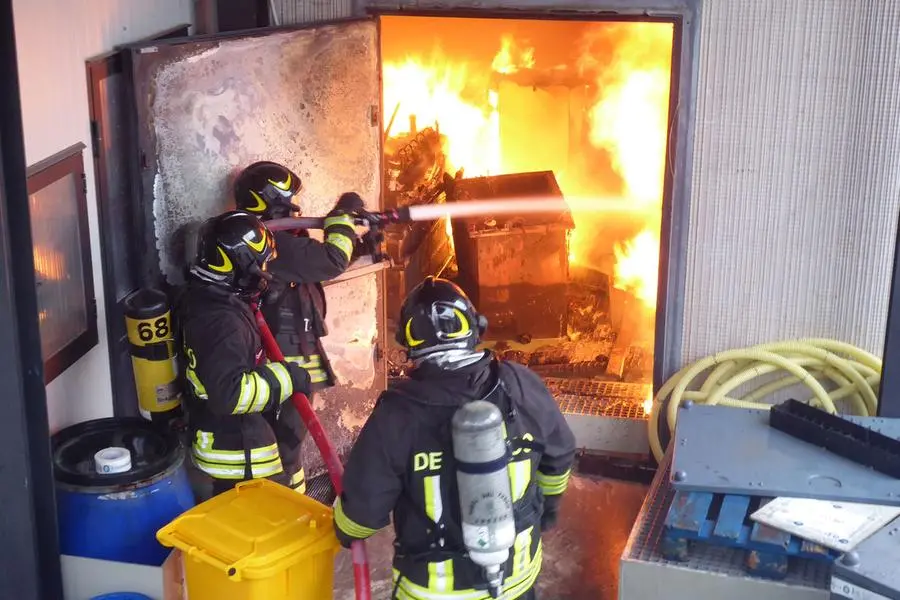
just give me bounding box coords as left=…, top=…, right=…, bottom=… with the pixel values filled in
left=0, top=0, right=61, bottom=595
left=86, top=24, right=191, bottom=417
left=366, top=4, right=701, bottom=390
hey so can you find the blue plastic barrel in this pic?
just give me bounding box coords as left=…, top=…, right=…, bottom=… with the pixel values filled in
left=92, top=594, right=154, bottom=600
left=53, top=417, right=195, bottom=566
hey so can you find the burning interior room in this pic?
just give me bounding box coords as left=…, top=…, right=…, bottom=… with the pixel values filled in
left=380, top=15, right=676, bottom=432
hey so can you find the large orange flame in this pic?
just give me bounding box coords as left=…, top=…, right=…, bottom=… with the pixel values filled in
left=382, top=22, right=674, bottom=310
left=583, top=23, right=673, bottom=308
left=382, top=54, right=500, bottom=176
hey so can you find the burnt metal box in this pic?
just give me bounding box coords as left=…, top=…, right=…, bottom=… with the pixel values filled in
left=385, top=218, right=454, bottom=327
left=450, top=171, right=573, bottom=340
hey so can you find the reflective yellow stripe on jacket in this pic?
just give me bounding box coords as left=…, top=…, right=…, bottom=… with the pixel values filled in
left=324, top=214, right=355, bottom=261
left=536, top=468, right=571, bottom=496
left=393, top=544, right=543, bottom=600
left=507, top=459, right=532, bottom=502
left=284, top=354, right=329, bottom=385
left=290, top=468, right=306, bottom=494
left=191, top=430, right=284, bottom=480
left=232, top=363, right=295, bottom=414
left=334, top=498, right=380, bottom=539
left=185, top=361, right=293, bottom=415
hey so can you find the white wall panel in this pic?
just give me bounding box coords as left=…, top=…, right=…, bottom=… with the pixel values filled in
left=13, top=0, right=194, bottom=432
left=683, top=0, right=900, bottom=362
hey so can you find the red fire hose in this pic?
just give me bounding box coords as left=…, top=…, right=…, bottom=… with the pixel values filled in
left=254, top=309, right=372, bottom=600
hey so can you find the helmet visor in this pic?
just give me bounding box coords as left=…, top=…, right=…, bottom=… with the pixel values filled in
left=261, top=183, right=301, bottom=212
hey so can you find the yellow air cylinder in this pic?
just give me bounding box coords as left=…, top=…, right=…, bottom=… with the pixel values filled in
left=124, top=288, right=182, bottom=421
left=157, top=478, right=340, bottom=600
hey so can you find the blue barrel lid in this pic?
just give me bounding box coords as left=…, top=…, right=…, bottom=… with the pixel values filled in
left=91, top=594, right=154, bottom=600
left=52, top=417, right=181, bottom=487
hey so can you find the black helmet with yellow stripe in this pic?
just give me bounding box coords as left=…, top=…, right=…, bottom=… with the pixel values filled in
left=396, top=276, right=488, bottom=360
left=190, top=211, right=277, bottom=297
left=233, top=161, right=302, bottom=220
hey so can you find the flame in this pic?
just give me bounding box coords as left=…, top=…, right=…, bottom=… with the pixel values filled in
left=643, top=388, right=654, bottom=415
left=614, top=228, right=660, bottom=307
left=382, top=54, right=500, bottom=176
left=587, top=24, right=673, bottom=208
left=491, top=36, right=535, bottom=74
left=444, top=215, right=455, bottom=253
left=580, top=23, right=673, bottom=309
left=382, top=22, right=673, bottom=309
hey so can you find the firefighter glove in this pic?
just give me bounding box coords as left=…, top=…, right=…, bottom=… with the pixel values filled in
left=333, top=192, right=365, bottom=215
left=283, top=360, right=312, bottom=397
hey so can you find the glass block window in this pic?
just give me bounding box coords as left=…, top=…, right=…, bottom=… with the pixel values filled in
left=26, top=143, right=97, bottom=383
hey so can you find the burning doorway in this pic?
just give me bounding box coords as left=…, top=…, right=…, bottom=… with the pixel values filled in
left=381, top=15, right=676, bottom=435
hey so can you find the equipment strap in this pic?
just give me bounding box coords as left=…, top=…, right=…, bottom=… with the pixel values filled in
left=129, top=340, right=172, bottom=361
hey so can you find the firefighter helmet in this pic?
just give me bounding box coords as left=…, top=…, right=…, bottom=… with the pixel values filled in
left=233, top=161, right=303, bottom=220
left=190, top=211, right=277, bottom=297
left=396, top=276, right=488, bottom=359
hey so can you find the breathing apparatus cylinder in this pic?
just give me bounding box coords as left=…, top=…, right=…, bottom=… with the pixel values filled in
left=124, top=289, right=182, bottom=422
left=451, top=400, right=516, bottom=599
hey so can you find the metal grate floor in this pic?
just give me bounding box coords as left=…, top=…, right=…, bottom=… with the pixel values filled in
left=623, top=452, right=831, bottom=588
left=545, top=377, right=650, bottom=420
left=529, top=360, right=610, bottom=377
left=306, top=472, right=337, bottom=506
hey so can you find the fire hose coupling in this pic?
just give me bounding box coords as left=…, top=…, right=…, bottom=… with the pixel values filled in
left=353, top=206, right=411, bottom=227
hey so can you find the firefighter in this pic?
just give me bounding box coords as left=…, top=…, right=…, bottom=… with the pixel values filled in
left=233, top=161, right=364, bottom=494
left=334, top=276, right=577, bottom=600
left=177, top=211, right=315, bottom=497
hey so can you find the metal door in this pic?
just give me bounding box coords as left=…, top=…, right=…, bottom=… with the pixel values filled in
left=124, top=19, right=386, bottom=467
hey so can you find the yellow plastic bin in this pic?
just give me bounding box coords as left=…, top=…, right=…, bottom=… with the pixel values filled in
left=156, top=478, right=340, bottom=600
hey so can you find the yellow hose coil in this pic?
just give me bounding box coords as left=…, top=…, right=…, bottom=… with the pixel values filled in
left=648, top=338, right=882, bottom=462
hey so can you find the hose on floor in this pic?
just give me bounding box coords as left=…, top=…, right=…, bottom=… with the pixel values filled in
left=648, top=338, right=883, bottom=462
left=254, top=309, right=372, bottom=600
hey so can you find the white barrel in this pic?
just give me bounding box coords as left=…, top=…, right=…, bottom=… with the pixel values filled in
left=94, top=447, right=133, bottom=475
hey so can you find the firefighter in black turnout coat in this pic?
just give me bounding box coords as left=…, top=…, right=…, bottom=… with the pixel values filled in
left=334, top=277, right=577, bottom=600
left=177, top=211, right=315, bottom=497
left=233, top=161, right=363, bottom=493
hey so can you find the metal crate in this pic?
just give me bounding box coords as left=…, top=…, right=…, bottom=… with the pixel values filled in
left=450, top=171, right=574, bottom=340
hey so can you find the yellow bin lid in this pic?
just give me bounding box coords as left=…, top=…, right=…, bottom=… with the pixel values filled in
left=157, top=479, right=338, bottom=581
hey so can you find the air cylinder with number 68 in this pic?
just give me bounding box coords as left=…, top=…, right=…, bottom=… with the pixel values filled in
left=124, top=288, right=182, bottom=422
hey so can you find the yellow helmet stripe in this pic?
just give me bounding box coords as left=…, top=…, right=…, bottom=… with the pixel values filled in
left=207, top=246, right=234, bottom=273
left=246, top=233, right=267, bottom=253
left=405, top=318, right=426, bottom=347
left=268, top=173, right=292, bottom=191
left=245, top=190, right=267, bottom=212
left=444, top=308, right=471, bottom=339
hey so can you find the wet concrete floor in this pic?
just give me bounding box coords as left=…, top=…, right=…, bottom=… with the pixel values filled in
left=334, top=475, right=648, bottom=599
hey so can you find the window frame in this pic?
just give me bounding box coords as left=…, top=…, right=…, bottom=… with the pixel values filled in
left=25, top=142, right=98, bottom=383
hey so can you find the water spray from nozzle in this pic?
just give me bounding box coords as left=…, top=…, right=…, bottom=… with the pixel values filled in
left=265, top=194, right=648, bottom=232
